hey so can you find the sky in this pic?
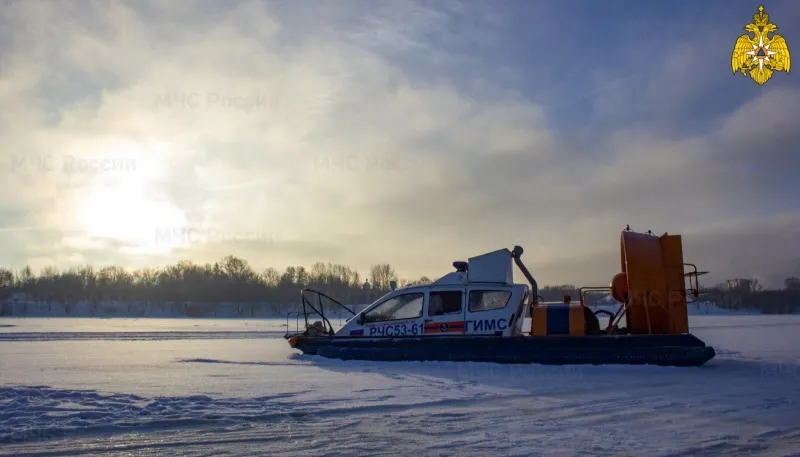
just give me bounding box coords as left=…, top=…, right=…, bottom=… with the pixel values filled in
left=1, top=0, right=799, bottom=288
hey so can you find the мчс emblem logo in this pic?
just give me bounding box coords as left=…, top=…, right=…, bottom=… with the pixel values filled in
left=731, top=5, right=791, bottom=85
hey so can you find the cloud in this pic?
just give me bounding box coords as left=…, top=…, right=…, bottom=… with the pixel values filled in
left=0, top=0, right=798, bottom=289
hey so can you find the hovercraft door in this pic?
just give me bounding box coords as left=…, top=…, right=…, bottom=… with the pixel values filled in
left=423, top=288, right=466, bottom=335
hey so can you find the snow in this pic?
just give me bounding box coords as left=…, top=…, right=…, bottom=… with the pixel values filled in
left=0, top=298, right=370, bottom=320
left=1, top=315, right=799, bottom=456
left=2, top=297, right=771, bottom=319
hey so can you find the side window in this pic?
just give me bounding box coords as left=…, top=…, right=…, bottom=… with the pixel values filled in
left=468, top=290, right=511, bottom=312
left=428, top=291, right=463, bottom=316
left=362, top=293, right=424, bottom=323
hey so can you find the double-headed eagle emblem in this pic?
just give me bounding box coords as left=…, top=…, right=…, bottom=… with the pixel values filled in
left=731, top=5, right=791, bottom=85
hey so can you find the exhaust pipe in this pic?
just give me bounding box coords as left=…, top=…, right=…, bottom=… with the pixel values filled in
left=511, top=245, right=538, bottom=299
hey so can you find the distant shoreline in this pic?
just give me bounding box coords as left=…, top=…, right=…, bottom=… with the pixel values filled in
left=1, top=299, right=782, bottom=318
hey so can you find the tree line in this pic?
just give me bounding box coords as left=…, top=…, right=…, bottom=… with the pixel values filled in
left=0, top=255, right=598, bottom=306
left=3, top=255, right=793, bottom=313
left=0, top=256, right=404, bottom=305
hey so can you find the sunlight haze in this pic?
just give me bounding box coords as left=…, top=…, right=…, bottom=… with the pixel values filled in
left=2, top=0, right=799, bottom=287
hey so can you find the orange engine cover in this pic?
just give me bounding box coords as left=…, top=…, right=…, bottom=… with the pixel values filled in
left=620, top=231, right=689, bottom=335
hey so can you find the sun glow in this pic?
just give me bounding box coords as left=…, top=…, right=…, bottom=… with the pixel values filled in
left=77, top=182, right=186, bottom=255
left=73, top=143, right=187, bottom=255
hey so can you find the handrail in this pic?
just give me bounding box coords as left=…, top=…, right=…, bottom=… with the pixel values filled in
left=683, top=263, right=709, bottom=302
left=284, top=311, right=301, bottom=337
left=684, top=263, right=698, bottom=297
left=578, top=286, right=612, bottom=306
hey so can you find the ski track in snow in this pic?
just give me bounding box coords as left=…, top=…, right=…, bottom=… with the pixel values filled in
left=1, top=317, right=800, bottom=456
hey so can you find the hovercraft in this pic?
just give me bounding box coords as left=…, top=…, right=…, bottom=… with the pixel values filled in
left=284, top=228, right=716, bottom=367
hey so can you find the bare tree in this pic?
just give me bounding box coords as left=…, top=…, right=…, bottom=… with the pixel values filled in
left=370, top=264, right=397, bottom=291
left=0, top=268, right=14, bottom=287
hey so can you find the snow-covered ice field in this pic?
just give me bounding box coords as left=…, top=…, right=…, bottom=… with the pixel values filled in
left=1, top=315, right=799, bottom=457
